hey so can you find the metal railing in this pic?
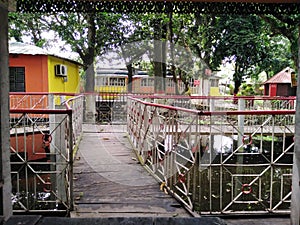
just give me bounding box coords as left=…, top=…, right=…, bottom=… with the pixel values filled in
left=9, top=93, right=84, bottom=215
left=94, top=92, right=296, bottom=124
left=127, top=96, right=295, bottom=215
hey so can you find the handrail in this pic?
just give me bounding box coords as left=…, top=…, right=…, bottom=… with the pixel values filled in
left=9, top=92, right=79, bottom=96
left=64, top=94, right=84, bottom=111
left=128, top=94, right=296, bottom=101
left=9, top=108, right=72, bottom=115
left=128, top=96, right=296, bottom=115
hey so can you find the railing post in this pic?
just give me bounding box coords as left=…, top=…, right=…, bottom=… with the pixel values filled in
left=48, top=94, right=58, bottom=203
left=238, top=98, right=245, bottom=148
left=49, top=94, right=70, bottom=210
left=209, top=97, right=215, bottom=112
left=68, top=112, right=74, bottom=212
left=0, top=2, right=12, bottom=220
left=235, top=98, right=245, bottom=196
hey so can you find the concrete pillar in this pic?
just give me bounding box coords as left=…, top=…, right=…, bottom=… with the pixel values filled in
left=0, top=1, right=13, bottom=220
left=291, top=24, right=300, bottom=225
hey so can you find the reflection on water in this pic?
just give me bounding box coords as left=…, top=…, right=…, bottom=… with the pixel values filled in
left=213, top=135, right=233, bottom=154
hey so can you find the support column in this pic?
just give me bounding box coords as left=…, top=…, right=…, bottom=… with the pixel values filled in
left=291, top=24, right=300, bottom=225
left=0, top=1, right=12, bottom=220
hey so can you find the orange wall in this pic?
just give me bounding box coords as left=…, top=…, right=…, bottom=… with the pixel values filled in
left=10, top=133, right=47, bottom=161
left=9, top=54, right=49, bottom=92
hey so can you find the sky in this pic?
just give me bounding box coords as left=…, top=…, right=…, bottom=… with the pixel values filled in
left=18, top=31, right=79, bottom=60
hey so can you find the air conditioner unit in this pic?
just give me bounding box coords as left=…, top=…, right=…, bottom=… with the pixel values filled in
left=54, top=64, right=67, bottom=77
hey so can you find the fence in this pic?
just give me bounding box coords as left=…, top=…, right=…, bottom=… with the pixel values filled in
left=127, top=96, right=295, bottom=215
left=9, top=93, right=84, bottom=215
left=95, top=93, right=296, bottom=124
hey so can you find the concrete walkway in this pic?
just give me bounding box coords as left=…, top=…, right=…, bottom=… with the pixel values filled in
left=71, top=124, right=192, bottom=218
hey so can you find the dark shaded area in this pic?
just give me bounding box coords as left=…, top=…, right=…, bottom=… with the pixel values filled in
left=16, top=0, right=300, bottom=14
left=3, top=215, right=227, bottom=225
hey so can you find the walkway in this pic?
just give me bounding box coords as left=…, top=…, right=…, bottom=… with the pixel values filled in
left=68, top=124, right=291, bottom=224
left=70, top=124, right=192, bottom=218
left=3, top=123, right=291, bottom=224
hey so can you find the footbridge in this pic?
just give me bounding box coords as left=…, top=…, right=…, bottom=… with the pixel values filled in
left=8, top=93, right=295, bottom=224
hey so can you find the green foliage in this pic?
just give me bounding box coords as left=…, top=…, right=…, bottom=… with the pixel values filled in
left=212, top=15, right=269, bottom=93
left=8, top=11, right=298, bottom=94
left=238, top=79, right=266, bottom=96
left=238, top=83, right=255, bottom=96
left=260, top=14, right=300, bottom=70
left=252, top=35, right=294, bottom=79
left=44, top=12, right=124, bottom=65
left=228, top=84, right=234, bottom=95
left=8, top=12, right=48, bottom=46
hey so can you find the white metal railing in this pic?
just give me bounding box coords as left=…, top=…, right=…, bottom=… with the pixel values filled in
left=94, top=93, right=296, bottom=124
left=127, top=96, right=295, bottom=215
left=9, top=93, right=84, bottom=215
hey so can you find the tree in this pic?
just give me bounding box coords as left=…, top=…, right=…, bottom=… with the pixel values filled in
left=252, top=35, right=294, bottom=79
left=211, top=15, right=273, bottom=94
left=9, top=12, right=125, bottom=92
left=184, top=14, right=221, bottom=70
left=177, top=14, right=296, bottom=95
left=8, top=12, right=47, bottom=47
left=260, top=14, right=300, bottom=70
left=9, top=12, right=297, bottom=97
left=43, top=12, right=124, bottom=92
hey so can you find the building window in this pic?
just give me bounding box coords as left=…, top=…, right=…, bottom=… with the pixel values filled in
left=141, top=78, right=154, bottom=86
left=10, top=67, right=25, bottom=92
left=167, top=78, right=174, bottom=87
left=109, top=77, right=126, bottom=86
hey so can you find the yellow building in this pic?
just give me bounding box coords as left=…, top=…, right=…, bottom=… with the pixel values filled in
left=9, top=42, right=82, bottom=95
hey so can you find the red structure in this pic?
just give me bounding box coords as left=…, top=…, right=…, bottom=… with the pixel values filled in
left=10, top=132, right=48, bottom=161
left=263, top=67, right=297, bottom=97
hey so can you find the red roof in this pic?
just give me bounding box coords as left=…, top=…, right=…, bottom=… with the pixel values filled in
left=264, top=67, right=294, bottom=84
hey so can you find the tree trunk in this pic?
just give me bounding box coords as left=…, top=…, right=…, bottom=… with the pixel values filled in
left=233, top=72, right=242, bottom=95
left=153, top=18, right=164, bottom=94
left=233, top=62, right=243, bottom=95
left=85, top=60, right=95, bottom=93
left=83, top=55, right=95, bottom=123
left=0, top=2, right=13, bottom=219
left=84, top=13, right=96, bottom=93
left=162, top=23, right=167, bottom=81
left=168, top=11, right=179, bottom=95
left=126, top=64, right=133, bottom=93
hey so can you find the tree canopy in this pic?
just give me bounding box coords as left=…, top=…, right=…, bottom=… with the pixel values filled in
left=8, top=11, right=299, bottom=95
